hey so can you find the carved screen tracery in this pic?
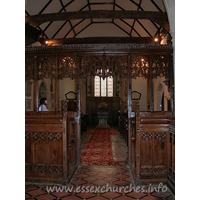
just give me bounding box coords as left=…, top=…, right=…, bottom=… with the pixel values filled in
left=131, top=56, right=149, bottom=79
left=58, top=55, right=77, bottom=79
left=38, top=56, right=56, bottom=79
left=81, top=55, right=128, bottom=78
left=25, top=55, right=36, bottom=80
left=152, top=55, right=170, bottom=79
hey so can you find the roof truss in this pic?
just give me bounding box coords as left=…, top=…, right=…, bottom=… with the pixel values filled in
left=25, top=0, right=170, bottom=45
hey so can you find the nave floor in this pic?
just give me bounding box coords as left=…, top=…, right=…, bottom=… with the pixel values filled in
left=25, top=166, right=175, bottom=199
left=25, top=127, right=175, bottom=199
left=81, top=127, right=127, bottom=166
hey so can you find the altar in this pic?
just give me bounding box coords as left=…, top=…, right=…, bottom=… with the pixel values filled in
left=96, top=112, right=110, bottom=128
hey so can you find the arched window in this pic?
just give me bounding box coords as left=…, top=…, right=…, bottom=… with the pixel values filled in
left=94, top=76, right=113, bottom=97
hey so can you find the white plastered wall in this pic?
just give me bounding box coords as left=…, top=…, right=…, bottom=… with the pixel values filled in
left=132, top=77, right=147, bottom=111
left=153, top=77, right=170, bottom=111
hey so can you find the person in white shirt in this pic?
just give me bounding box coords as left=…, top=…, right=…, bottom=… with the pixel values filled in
left=39, top=97, right=48, bottom=111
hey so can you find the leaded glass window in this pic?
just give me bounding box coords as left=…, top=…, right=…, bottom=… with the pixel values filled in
left=94, top=76, right=113, bottom=97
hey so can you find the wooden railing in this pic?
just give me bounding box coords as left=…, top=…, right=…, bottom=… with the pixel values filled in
left=25, top=108, right=79, bottom=184
left=129, top=102, right=175, bottom=194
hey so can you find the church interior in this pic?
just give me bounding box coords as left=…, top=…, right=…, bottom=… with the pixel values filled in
left=25, top=0, right=176, bottom=199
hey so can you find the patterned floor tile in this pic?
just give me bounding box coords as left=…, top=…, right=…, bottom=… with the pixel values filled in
left=35, top=193, right=56, bottom=200
left=76, top=192, right=97, bottom=199
left=115, top=195, right=137, bottom=200
left=101, top=191, right=122, bottom=199
left=91, top=179, right=109, bottom=186
left=25, top=193, right=31, bottom=199
left=126, top=191, right=147, bottom=199
left=165, top=195, right=175, bottom=200
left=51, top=191, right=71, bottom=198
left=89, top=195, right=110, bottom=200
left=25, top=185, right=39, bottom=192
left=113, top=180, right=131, bottom=186
left=27, top=189, right=46, bottom=197
left=60, top=195, right=82, bottom=200
left=140, top=195, right=162, bottom=200
left=151, top=190, right=172, bottom=199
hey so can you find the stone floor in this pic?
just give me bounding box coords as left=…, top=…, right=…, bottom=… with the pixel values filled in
left=25, top=166, right=175, bottom=199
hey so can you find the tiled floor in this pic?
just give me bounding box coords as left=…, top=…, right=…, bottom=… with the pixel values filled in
left=26, top=127, right=175, bottom=199
left=25, top=166, right=175, bottom=199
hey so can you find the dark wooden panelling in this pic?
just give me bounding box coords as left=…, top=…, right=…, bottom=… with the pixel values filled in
left=25, top=112, right=79, bottom=185
left=130, top=109, right=175, bottom=188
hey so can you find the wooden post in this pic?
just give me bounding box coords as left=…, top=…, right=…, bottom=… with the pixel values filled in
left=33, top=56, right=38, bottom=114
left=76, top=54, right=81, bottom=165
left=55, top=54, right=59, bottom=112
left=169, top=55, right=174, bottom=115
left=149, top=55, right=154, bottom=112
left=127, top=53, right=132, bottom=166
left=135, top=100, right=141, bottom=182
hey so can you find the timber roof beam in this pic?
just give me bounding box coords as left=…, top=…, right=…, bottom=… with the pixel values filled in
left=25, top=10, right=169, bottom=31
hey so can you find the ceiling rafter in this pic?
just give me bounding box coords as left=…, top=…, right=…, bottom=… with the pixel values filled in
left=136, top=19, right=152, bottom=37
left=113, top=22, right=131, bottom=37
left=25, top=0, right=170, bottom=45
left=52, top=3, right=92, bottom=39
left=25, top=11, right=168, bottom=32
left=40, top=0, right=76, bottom=37
left=74, top=22, right=93, bottom=38
left=129, top=0, right=160, bottom=31
left=59, top=0, right=76, bottom=37
left=130, top=0, right=142, bottom=36
left=87, top=0, right=93, bottom=23
left=64, top=19, right=86, bottom=38
left=150, top=0, right=163, bottom=12
left=38, top=0, right=53, bottom=14
left=112, top=0, right=115, bottom=23
left=59, top=0, right=75, bottom=13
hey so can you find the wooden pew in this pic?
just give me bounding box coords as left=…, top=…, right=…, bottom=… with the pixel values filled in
left=130, top=102, right=175, bottom=194
left=25, top=110, right=79, bottom=185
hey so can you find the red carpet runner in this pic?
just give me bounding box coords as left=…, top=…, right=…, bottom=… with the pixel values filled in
left=81, top=128, right=126, bottom=166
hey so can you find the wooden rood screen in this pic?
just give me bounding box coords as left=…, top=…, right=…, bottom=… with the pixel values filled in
left=25, top=44, right=174, bottom=186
